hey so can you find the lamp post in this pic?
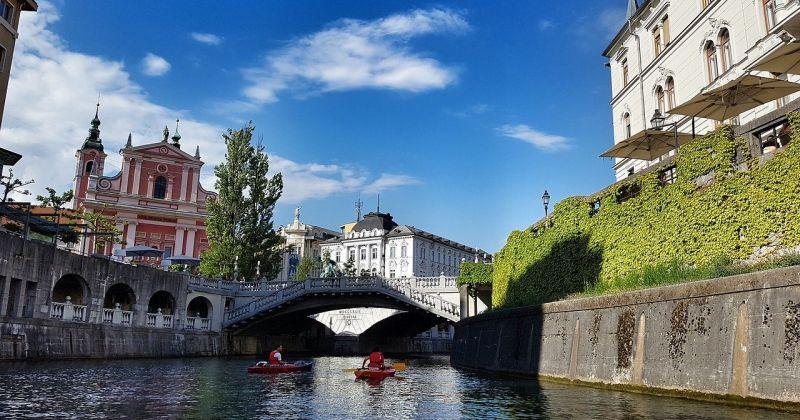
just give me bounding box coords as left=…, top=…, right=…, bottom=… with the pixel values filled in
left=650, top=109, right=679, bottom=152
left=542, top=190, right=550, bottom=217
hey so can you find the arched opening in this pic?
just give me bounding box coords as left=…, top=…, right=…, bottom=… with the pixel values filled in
left=148, top=290, right=175, bottom=315
left=153, top=176, right=167, bottom=199
left=718, top=29, right=732, bottom=72
left=665, top=77, right=675, bottom=110
left=186, top=296, right=213, bottom=330
left=52, top=274, right=88, bottom=305
left=622, top=113, right=631, bottom=138
left=705, top=40, right=718, bottom=82
left=51, top=274, right=90, bottom=322
left=85, top=160, right=94, bottom=175
left=655, top=86, right=665, bottom=113
left=104, top=283, right=136, bottom=310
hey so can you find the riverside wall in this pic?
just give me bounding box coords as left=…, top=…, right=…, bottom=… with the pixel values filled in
left=451, top=265, right=800, bottom=407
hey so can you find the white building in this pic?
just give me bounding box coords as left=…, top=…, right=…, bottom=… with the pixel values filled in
left=276, top=208, right=341, bottom=281
left=604, top=0, right=800, bottom=180
left=319, top=211, right=491, bottom=278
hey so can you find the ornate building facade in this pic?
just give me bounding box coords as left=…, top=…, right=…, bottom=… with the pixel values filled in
left=319, top=211, right=491, bottom=278
left=71, top=108, right=216, bottom=263
left=604, top=0, right=800, bottom=180
left=276, top=208, right=341, bottom=281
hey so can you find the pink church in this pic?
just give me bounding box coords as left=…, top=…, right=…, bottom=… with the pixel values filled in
left=71, top=107, right=216, bottom=264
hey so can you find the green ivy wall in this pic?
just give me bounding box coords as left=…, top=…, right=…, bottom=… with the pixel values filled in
left=493, top=112, right=800, bottom=309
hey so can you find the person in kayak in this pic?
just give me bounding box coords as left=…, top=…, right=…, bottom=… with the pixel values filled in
left=269, top=345, right=285, bottom=365
left=362, top=346, right=385, bottom=370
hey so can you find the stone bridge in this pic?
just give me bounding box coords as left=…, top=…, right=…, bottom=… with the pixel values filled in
left=218, top=276, right=461, bottom=334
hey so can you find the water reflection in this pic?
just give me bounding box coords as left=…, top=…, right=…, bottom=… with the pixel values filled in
left=0, top=357, right=789, bottom=419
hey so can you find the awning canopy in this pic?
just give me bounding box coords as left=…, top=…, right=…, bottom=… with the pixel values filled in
left=0, top=147, right=22, bottom=166
left=161, top=255, right=201, bottom=266
left=668, top=74, right=800, bottom=121
left=123, top=245, right=163, bottom=257
left=600, top=129, right=694, bottom=160
left=751, top=42, right=800, bottom=75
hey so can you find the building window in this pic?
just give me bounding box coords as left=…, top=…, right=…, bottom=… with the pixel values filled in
left=701, top=0, right=712, bottom=9
left=661, top=15, right=670, bottom=46
left=665, top=77, right=675, bottom=109
left=389, top=269, right=396, bottom=279
left=653, top=28, right=662, bottom=56
left=348, top=247, right=355, bottom=261
left=153, top=176, right=167, bottom=199
left=335, top=251, right=340, bottom=262
left=360, top=247, right=366, bottom=260
left=763, top=0, right=777, bottom=31
left=390, top=247, right=396, bottom=258
left=655, top=86, right=665, bottom=113
left=85, top=160, right=94, bottom=175
left=659, top=166, right=677, bottom=186
left=0, top=1, right=13, bottom=24
left=622, top=113, right=632, bottom=138
left=0, top=46, right=6, bottom=73
left=705, top=41, right=719, bottom=82
left=164, top=246, right=173, bottom=259
left=401, top=245, right=407, bottom=258
left=616, top=183, right=642, bottom=204
left=758, top=121, right=792, bottom=154
left=622, top=59, right=629, bottom=86
left=371, top=246, right=377, bottom=259
left=719, top=29, right=732, bottom=72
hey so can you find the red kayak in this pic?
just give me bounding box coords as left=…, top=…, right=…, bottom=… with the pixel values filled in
left=247, top=360, right=313, bottom=374
left=354, top=367, right=396, bottom=380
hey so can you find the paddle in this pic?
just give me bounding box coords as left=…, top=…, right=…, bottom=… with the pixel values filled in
left=342, top=362, right=406, bottom=372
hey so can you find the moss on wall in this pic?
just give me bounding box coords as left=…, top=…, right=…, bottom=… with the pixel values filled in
left=457, top=262, right=493, bottom=286
left=493, top=112, right=800, bottom=309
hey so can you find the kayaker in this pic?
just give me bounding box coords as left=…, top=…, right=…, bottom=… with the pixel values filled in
left=362, top=346, right=385, bottom=370
left=269, top=345, right=285, bottom=365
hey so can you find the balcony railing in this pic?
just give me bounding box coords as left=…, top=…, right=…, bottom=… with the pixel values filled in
left=185, top=316, right=211, bottom=330
left=146, top=309, right=174, bottom=328
left=101, top=303, right=134, bottom=325
left=49, top=297, right=87, bottom=322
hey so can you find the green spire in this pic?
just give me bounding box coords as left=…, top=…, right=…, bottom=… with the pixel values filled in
left=82, top=102, right=104, bottom=152
left=171, top=118, right=181, bottom=148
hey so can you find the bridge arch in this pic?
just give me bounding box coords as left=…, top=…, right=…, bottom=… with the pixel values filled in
left=360, top=311, right=450, bottom=339
left=148, top=290, right=175, bottom=315
left=52, top=274, right=90, bottom=306
left=103, top=283, right=136, bottom=311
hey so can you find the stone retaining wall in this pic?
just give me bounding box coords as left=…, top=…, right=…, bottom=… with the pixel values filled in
left=452, top=266, right=800, bottom=406
left=0, top=318, right=259, bottom=360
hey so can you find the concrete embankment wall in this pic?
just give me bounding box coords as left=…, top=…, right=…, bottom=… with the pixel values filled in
left=0, top=318, right=260, bottom=360
left=452, top=266, right=800, bottom=406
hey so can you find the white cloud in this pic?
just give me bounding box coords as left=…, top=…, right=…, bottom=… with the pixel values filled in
left=190, top=32, right=222, bottom=46
left=241, top=8, right=468, bottom=105
left=141, top=52, right=171, bottom=76
left=537, top=19, right=554, bottom=31
left=362, top=174, right=421, bottom=194
left=497, top=124, right=570, bottom=152
left=0, top=2, right=418, bottom=204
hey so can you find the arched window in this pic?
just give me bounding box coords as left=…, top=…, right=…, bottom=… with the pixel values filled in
left=622, top=113, right=631, bottom=138
left=705, top=40, right=719, bottom=82
left=85, top=160, right=94, bottom=175
left=153, top=176, right=167, bottom=199
left=719, top=29, right=732, bottom=72
left=665, top=77, right=676, bottom=110
left=655, top=86, right=665, bottom=113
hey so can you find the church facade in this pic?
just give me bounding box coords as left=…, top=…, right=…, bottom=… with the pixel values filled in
left=71, top=108, right=216, bottom=263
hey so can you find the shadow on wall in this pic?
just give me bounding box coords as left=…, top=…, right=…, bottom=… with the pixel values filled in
left=453, top=234, right=603, bottom=385
left=505, top=234, right=604, bottom=307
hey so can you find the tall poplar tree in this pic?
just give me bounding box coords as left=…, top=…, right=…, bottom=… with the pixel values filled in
left=200, top=123, right=284, bottom=280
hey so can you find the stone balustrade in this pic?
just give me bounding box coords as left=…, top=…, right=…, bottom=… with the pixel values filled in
left=185, top=316, right=211, bottom=330
left=49, top=297, right=87, bottom=322
left=145, top=309, right=174, bottom=328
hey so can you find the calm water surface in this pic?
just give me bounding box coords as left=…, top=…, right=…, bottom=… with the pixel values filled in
left=0, top=356, right=789, bottom=419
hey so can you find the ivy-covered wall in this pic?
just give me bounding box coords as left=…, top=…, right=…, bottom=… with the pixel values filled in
left=456, top=262, right=493, bottom=286
left=493, top=112, right=800, bottom=309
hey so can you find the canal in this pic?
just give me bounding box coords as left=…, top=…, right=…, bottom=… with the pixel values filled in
left=0, top=356, right=789, bottom=419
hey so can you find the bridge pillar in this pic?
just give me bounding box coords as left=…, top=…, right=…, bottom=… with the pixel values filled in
left=459, top=285, right=470, bottom=319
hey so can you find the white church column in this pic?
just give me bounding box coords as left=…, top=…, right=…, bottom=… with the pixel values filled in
left=180, top=166, right=189, bottom=201
left=125, top=222, right=137, bottom=249
left=190, top=169, right=199, bottom=202
left=131, top=160, right=142, bottom=195
left=112, top=222, right=124, bottom=255
left=185, top=228, right=196, bottom=257
left=175, top=227, right=185, bottom=256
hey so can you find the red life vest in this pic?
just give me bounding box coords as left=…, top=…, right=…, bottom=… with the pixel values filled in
left=269, top=350, right=280, bottom=365
left=368, top=351, right=383, bottom=368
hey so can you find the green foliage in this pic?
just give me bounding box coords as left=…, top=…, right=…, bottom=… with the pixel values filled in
left=36, top=187, right=74, bottom=212
left=80, top=205, right=123, bottom=247
left=342, top=257, right=356, bottom=277
left=200, top=123, right=284, bottom=281
left=456, top=262, right=494, bottom=286
left=493, top=115, right=800, bottom=309
left=295, top=256, right=320, bottom=281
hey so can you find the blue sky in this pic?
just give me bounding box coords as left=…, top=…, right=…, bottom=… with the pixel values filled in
left=1, top=0, right=629, bottom=252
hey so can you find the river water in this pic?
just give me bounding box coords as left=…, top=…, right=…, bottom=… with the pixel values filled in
left=0, top=356, right=789, bottom=419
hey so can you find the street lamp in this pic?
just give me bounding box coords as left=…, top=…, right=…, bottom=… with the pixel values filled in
left=542, top=190, right=550, bottom=216
left=650, top=109, right=680, bottom=152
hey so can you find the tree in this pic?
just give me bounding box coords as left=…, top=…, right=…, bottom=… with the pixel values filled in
left=200, top=123, right=284, bottom=280
left=295, top=256, right=320, bottom=281
left=36, top=187, right=74, bottom=245
left=343, top=256, right=356, bottom=277
left=79, top=206, right=122, bottom=254
left=1, top=168, right=34, bottom=202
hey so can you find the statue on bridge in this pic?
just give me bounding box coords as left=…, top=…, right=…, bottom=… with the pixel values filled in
left=321, top=252, right=340, bottom=278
